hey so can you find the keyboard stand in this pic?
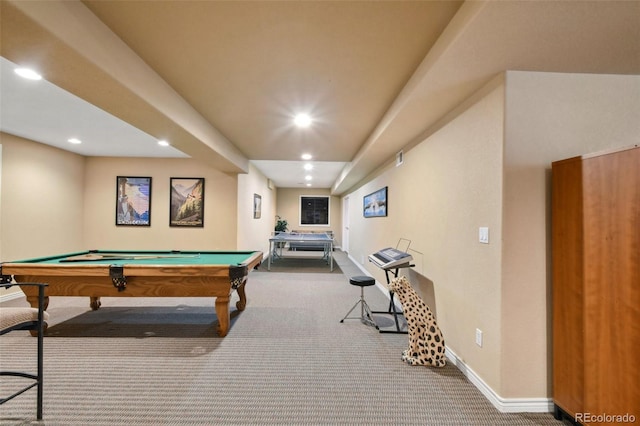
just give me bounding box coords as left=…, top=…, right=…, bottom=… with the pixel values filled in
left=371, top=262, right=413, bottom=334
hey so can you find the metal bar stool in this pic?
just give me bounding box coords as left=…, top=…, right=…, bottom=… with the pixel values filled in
left=0, top=282, right=49, bottom=420
left=340, top=275, right=378, bottom=329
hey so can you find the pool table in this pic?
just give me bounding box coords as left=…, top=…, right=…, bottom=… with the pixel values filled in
left=0, top=250, right=263, bottom=337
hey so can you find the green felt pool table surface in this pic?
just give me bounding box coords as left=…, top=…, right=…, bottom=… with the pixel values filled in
left=1, top=250, right=263, bottom=337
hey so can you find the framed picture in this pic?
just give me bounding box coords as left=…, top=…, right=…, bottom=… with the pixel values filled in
left=363, top=186, right=387, bottom=218
left=170, top=177, right=205, bottom=227
left=253, top=194, right=262, bottom=219
left=116, top=176, right=152, bottom=226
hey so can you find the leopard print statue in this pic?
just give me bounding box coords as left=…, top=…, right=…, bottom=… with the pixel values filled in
left=388, top=276, right=446, bottom=368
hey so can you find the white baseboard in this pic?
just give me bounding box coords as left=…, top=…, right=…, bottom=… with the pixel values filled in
left=444, top=346, right=553, bottom=413
left=347, top=252, right=552, bottom=414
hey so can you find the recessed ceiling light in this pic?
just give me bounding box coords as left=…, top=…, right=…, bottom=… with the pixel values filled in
left=158, top=140, right=169, bottom=147
left=301, top=153, right=312, bottom=160
left=303, top=163, right=313, bottom=171
left=306, top=183, right=312, bottom=187
left=15, top=68, right=42, bottom=80
left=305, top=175, right=312, bottom=181
left=294, top=113, right=312, bottom=127
left=68, top=138, right=82, bottom=144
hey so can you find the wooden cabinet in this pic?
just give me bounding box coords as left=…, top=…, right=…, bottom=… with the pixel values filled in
left=552, top=146, right=639, bottom=425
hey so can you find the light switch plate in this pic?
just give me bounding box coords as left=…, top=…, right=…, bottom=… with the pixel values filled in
left=479, top=227, right=489, bottom=244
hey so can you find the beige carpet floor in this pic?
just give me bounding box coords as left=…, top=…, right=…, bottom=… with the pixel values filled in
left=1, top=251, right=567, bottom=425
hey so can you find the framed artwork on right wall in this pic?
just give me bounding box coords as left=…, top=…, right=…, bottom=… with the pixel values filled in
left=363, top=186, right=387, bottom=218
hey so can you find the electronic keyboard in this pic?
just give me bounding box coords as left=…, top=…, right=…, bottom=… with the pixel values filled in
left=368, top=247, right=413, bottom=269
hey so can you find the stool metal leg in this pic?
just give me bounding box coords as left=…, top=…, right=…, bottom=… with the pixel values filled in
left=340, top=287, right=378, bottom=329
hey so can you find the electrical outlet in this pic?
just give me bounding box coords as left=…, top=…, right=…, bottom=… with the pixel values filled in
left=475, top=328, right=483, bottom=347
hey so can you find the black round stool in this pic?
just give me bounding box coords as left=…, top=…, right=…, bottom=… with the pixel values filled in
left=340, top=275, right=378, bottom=328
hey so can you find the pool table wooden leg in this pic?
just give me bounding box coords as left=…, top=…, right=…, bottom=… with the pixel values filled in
left=90, top=297, right=101, bottom=311
left=26, top=295, right=49, bottom=311
left=215, top=281, right=248, bottom=337
left=26, top=295, right=49, bottom=336
left=215, top=296, right=231, bottom=337
left=235, top=282, right=247, bottom=311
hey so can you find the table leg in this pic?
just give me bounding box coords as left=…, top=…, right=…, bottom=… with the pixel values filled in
left=26, top=295, right=49, bottom=311
left=215, top=295, right=230, bottom=337
left=235, top=282, right=247, bottom=311
left=26, top=295, right=49, bottom=336
left=330, top=243, right=334, bottom=271
left=90, top=297, right=102, bottom=310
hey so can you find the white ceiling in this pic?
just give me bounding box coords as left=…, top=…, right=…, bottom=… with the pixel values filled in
left=1, top=1, right=638, bottom=192
left=0, top=57, right=188, bottom=158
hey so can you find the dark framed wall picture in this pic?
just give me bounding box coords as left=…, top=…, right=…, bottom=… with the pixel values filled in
left=253, top=193, right=262, bottom=219
left=170, top=177, right=205, bottom=227
left=363, top=186, right=387, bottom=218
left=116, top=176, right=152, bottom=226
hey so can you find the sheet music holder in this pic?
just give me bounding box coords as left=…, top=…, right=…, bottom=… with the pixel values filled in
left=396, top=237, right=411, bottom=253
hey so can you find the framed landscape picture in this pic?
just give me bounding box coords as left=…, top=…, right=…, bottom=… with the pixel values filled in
left=116, top=176, right=152, bottom=226
left=170, top=177, right=205, bottom=227
left=363, top=186, right=387, bottom=218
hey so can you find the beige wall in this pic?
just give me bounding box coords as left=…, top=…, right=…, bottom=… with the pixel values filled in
left=0, top=133, right=85, bottom=261
left=275, top=187, right=342, bottom=244
left=500, top=71, right=640, bottom=398
left=237, top=162, right=276, bottom=255
left=343, top=71, right=640, bottom=403
left=0, top=134, right=85, bottom=298
left=345, top=80, right=505, bottom=392
left=83, top=157, right=237, bottom=250
left=0, top=137, right=245, bottom=258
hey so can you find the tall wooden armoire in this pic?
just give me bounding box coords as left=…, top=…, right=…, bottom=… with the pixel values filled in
left=551, top=145, right=639, bottom=425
